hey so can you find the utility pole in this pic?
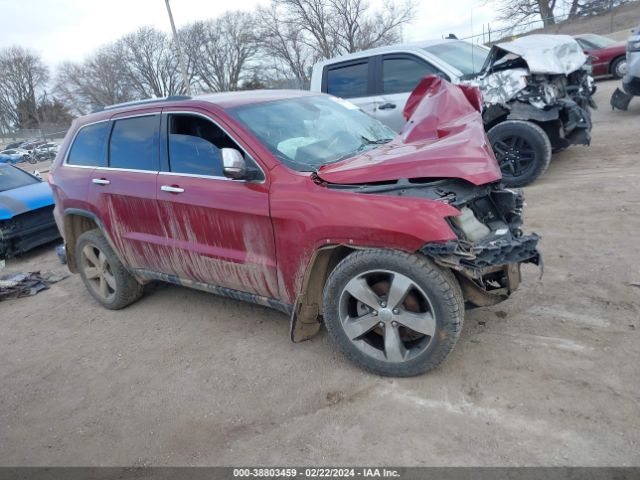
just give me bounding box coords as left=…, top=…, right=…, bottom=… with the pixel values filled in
left=164, top=0, right=191, bottom=95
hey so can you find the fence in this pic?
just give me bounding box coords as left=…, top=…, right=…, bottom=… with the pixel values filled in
left=0, top=126, right=69, bottom=148
left=456, top=0, right=638, bottom=45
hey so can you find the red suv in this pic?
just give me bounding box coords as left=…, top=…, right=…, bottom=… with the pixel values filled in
left=50, top=78, right=540, bottom=376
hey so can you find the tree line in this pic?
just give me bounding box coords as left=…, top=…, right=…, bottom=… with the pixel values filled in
left=1, top=0, right=632, bottom=133
left=0, top=0, right=414, bottom=132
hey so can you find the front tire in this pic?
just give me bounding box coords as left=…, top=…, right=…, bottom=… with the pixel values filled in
left=488, top=120, right=552, bottom=188
left=611, top=57, right=627, bottom=80
left=76, top=229, right=144, bottom=310
left=322, top=250, right=464, bottom=377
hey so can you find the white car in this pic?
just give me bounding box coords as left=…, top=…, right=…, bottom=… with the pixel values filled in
left=0, top=148, right=32, bottom=162
left=311, top=39, right=488, bottom=132
left=34, top=143, right=60, bottom=159
left=311, top=36, right=594, bottom=187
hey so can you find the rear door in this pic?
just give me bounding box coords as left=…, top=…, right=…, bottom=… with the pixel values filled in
left=373, top=54, right=445, bottom=131
left=154, top=108, right=279, bottom=298
left=88, top=111, right=165, bottom=273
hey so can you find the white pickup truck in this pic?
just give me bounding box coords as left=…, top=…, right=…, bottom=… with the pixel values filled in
left=311, top=36, right=594, bottom=187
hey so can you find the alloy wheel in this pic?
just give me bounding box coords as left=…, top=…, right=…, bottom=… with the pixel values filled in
left=338, top=270, right=436, bottom=363
left=492, top=135, right=536, bottom=180
left=81, top=244, right=117, bottom=302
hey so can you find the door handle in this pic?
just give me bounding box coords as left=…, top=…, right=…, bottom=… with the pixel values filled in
left=92, top=178, right=110, bottom=185
left=161, top=185, right=185, bottom=193
left=377, top=102, right=396, bottom=110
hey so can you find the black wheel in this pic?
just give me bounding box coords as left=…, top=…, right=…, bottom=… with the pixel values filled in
left=488, top=120, right=552, bottom=188
left=611, top=57, right=627, bottom=80
left=76, top=229, right=144, bottom=309
left=322, top=249, right=464, bottom=377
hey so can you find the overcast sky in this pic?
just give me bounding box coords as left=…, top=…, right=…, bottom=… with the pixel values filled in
left=0, top=0, right=497, bottom=65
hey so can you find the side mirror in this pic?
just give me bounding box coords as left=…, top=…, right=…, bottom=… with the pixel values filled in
left=221, top=148, right=246, bottom=180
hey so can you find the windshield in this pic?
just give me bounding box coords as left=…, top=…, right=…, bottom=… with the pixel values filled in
left=229, top=96, right=396, bottom=172
left=0, top=165, right=39, bottom=192
left=577, top=34, right=617, bottom=49
left=424, top=41, right=490, bottom=76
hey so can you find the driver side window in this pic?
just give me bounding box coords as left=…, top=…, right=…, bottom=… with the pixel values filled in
left=167, top=114, right=244, bottom=177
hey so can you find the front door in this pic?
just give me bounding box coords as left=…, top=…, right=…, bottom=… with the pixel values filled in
left=154, top=109, right=279, bottom=299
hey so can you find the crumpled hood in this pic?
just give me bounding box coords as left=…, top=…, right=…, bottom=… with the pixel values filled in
left=317, top=76, right=502, bottom=186
left=484, top=34, right=587, bottom=75
left=0, top=181, right=54, bottom=220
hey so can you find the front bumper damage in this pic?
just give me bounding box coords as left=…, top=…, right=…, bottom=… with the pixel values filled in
left=336, top=178, right=541, bottom=308
left=422, top=233, right=540, bottom=307
left=474, top=35, right=595, bottom=150
left=420, top=184, right=541, bottom=307
left=0, top=206, right=60, bottom=260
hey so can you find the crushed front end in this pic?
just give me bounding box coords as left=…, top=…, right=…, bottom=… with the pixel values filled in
left=0, top=206, right=60, bottom=260
left=416, top=180, right=541, bottom=307
left=319, top=76, right=541, bottom=308
left=325, top=178, right=541, bottom=308
left=477, top=35, right=595, bottom=150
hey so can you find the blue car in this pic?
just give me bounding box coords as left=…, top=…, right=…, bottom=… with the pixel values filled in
left=0, top=152, right=23, bottom=164
left=0, top=163, right=60, bottom=259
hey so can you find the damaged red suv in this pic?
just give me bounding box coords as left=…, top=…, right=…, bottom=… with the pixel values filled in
left=50, top=77, right=540, bottom=376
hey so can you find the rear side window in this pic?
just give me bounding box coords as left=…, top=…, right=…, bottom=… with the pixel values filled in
left=382, top=57, right=440, bottom=95
left=326, top=62, right=368, bottom=98
left=109, top=115, right=159, bottom=171
left=66, top=122, right=109, bottom=167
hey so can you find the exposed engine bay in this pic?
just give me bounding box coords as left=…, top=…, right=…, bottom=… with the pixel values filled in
left=472, top=35, right=595, bottom=150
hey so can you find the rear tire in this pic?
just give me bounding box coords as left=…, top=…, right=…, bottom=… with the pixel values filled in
left=322, top=249, right=464, bottom=377
left=488, top=120, right=552, bottom=188
left=76, top=229, right=143, bottom=310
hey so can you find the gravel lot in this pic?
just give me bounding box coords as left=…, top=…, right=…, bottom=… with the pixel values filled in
left=1, top=80, right=639, bottom=467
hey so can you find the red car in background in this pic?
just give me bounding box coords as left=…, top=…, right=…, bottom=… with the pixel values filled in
left=574, top=33, right=627, bottom=78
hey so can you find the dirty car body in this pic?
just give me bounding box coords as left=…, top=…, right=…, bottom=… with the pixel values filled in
left=50, top=85, right=539, bottom=376
left=477, top=35, right=594, bottom=150
left=0, top=163, right=60, bottom=259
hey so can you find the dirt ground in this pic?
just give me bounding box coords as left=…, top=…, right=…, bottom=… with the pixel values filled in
left=1, top=80, right=639, bottom=467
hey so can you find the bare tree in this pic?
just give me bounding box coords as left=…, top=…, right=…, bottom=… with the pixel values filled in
left=181, top=11, right=257, bottom=92
left=565, top=0, right=629, bottom=18
left=493, top=0, right=558, bottom=27
left=330, top=0, right=414, bottom=53
left=257, top=0, right=415, bottom=88
left=54, top=43, right=135, bottom=115
left=492, top=0, right=630, bottom=28
left=256, top=4, right=317, bottom=87
left=0, top=46, right=49, bottom=130
left=118, top=26, right=184, bottom=97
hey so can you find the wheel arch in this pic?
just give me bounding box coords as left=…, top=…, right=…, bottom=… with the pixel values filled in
left=62, top=209, right=103, bottom=273
left=609, top=55, right=626, bottom=74
left=290, top=244, right=357, bottom=342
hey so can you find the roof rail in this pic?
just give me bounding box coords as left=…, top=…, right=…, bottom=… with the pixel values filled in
left=92, top=95, right=192, bottom=113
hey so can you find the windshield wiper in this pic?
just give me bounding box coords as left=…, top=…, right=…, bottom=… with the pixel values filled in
left=358, top=136, right=394, bottom=150
left=329, top=137, right=395, bottom=164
